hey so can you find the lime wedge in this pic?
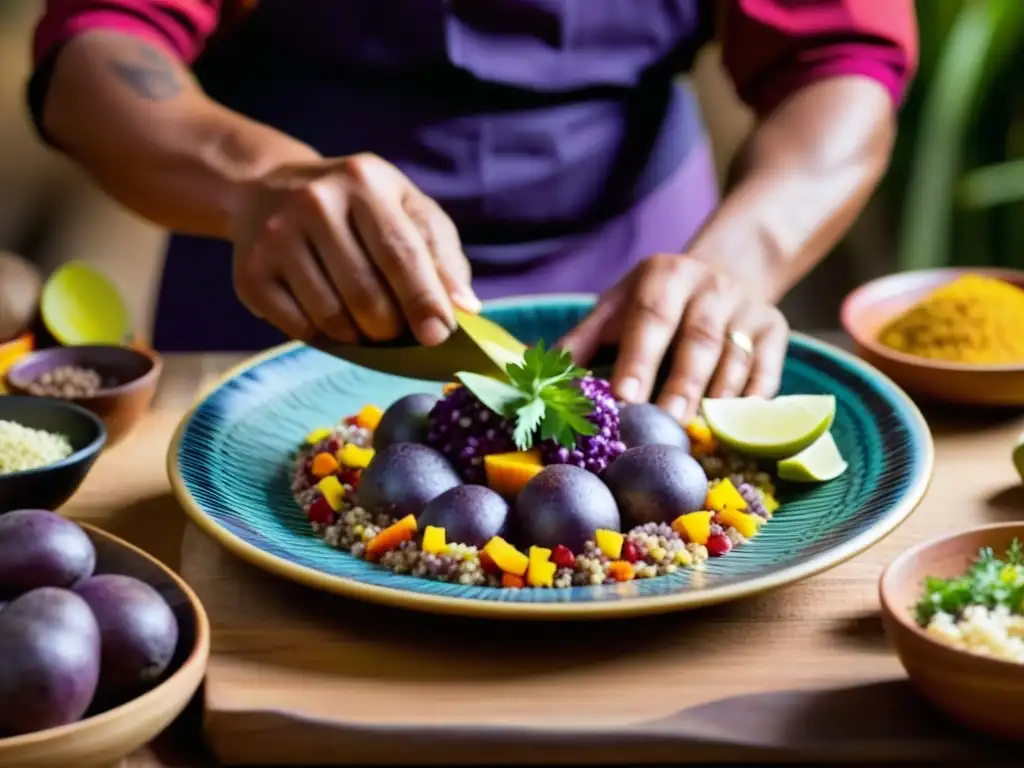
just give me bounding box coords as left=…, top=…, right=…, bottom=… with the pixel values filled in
left=41, top=261, right=130, bottom=345
left=701, top=395, right=836, bottom=459
left=777, top=431, right=848, bottom=483
left=1013, top=432, right=1024, bottom=484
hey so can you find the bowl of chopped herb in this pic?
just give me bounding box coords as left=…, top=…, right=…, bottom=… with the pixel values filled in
left=880, top=522, right=1024, bottom=741
left=841, top=267, right=1024, bottom=406
left=0, top=396, right=107, bottom=514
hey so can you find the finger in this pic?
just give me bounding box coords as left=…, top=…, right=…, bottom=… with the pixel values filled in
left=232, top=228, right=315, bottom=342
left=706, top=313, right=757, bottom=399
left=611, top=256, right=697, bottom=404
left=557, top=280, right=629, bottom=366
left=350, top=192, right=456, bottom=347
left=404, top=193, right=481, bottom=313
left=745, top=312, right=789, bottom=397
left=656, top=285, right=739, bottom=422
left=290, top=188, right=403, bottom=341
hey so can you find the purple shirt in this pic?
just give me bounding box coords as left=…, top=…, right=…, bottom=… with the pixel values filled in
left=31, top=1, right=917, bottom=352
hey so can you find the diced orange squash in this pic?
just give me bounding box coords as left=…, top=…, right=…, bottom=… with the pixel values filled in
left=316, top=475, right=346, bottom=511
left=672, top=511, right=713, bottom=545
left=763, top=492, right=780, bottom=515
left=718, top=507, right=759, bottom=538
left=442, top=382, right=461, bottom=395
left=501, top=572, right=525, bottom=589
left=483, top=536, right=529, bottom=576
left=422, top=525, right=447, bottom=555
left=311, top=451, right=340, bottom=478
left=608, top=561, right=635, bottom=582
left=527, top=560, right=557, bottom=588
left=595, top=529, right=624, bottom=560
left=338, top=443, right=375, bottom=470
left=705, top=478, right=747, bottom=512
left=305, top=427, right=334, bottom=445
left=366, top=514, right=418, bottom=559
left=484, top=450, right=544, bottom=497
left=528, top=546, right=552, bottom=566
left=355, top=404, right=384, bottom=431
left=685, top=418, right=718, bottom=456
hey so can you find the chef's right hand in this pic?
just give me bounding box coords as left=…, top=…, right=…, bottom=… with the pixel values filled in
left=230, top=153, right=480, bottom=346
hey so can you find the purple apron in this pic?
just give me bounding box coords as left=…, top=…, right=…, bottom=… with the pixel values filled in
left=154, top=0, right=719, bottom=351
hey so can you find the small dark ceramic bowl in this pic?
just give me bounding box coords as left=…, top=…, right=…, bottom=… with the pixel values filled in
left=0, top=396, right=106, bottom=514
left=4, top=345, right=161, bottom=446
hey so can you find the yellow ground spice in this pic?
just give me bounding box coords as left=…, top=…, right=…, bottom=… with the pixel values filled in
left=877, top=274, right=1024, bottom=364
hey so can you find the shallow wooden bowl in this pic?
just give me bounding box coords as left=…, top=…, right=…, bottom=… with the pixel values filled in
left=880, top=522, right=1024, bottom=741
left=0, top=524, right=210, bottom=768
left=840, top=267, right=1024, bottom=406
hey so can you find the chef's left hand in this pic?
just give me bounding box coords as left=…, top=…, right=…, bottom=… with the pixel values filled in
left=560, top=254, right=789, bottom=423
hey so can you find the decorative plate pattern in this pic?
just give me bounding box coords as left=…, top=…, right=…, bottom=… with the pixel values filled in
left=169, top=295, right=934, bottom=619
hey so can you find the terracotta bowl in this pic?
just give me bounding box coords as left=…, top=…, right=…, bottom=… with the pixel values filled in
left=880, top=522, right=1024, bottom=741
left=0, top=523, right=210, bottom=768
left=4, top=345, right=162, bottom=446
left=840, top=267, right=1024, bottom=406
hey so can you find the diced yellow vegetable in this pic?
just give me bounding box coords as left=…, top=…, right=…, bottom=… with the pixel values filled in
left=528, top=546, right=552, bottom=566
left=442, top=382, right=461, bottom=395
left=483, top=537, right=529, bottom=576
left=311, top=452, right=340, bottom=478
left=484, top=450, right=544, bottom=497
left=672, top=511, right=713, bottom=545
left=718, top=507, right=759, bottom=538
left=316, top=475, right=346, bottom=511
left=338, top=443, right=375, bottom=469
left=763, top=492, right=780, bottom=514
left=366, top=515, right=418, bottom=559
left=685, top=417, right=718, bottom=456
left=595, top=529, right=624, bottom=560
left=422, top=525, right=447, bottom=555
left=608, top=561, right=635, bottom=582
left=305, top=427, right=333, bottom=445
left=355, top=404, right=384, bottom=431
left=526, top=559, right=557, bottom=587
left=705, top=478, right=747, bottom=512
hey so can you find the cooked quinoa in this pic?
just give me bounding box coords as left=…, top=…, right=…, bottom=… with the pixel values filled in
left=0, top=420, right=73, bottom=475
left=926, top=605, right=1024, bottom=664
left=290, top=408, right=780, bottom=590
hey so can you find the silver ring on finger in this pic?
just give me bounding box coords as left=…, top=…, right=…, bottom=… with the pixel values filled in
left=727, top=329, right=754, bottom=357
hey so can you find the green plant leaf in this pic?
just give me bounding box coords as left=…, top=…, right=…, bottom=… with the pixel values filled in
left=958, top=159, right=1024, bottom=209
left=455, top=371, right=524, bottom=417
left=513, top=398, right=546, bottom=451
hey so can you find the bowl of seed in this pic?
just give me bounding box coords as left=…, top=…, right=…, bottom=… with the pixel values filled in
left=4, top=345, right=161, bottom=446
left=841, top=267, right=1024, bottom=406
left=0, top=396, right=106, bottom=513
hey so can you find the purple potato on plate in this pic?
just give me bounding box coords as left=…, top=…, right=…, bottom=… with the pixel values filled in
left=358, top=443, right=462, bottom=519
left=603, top=444, right=708, bottom=525
left=516, top=465, right=620, bottom=552
left=618, top=403, right=690, bottom=451
left=373, top=393, right=440, bottom=451
left=418, top=485, right=509, bottom=548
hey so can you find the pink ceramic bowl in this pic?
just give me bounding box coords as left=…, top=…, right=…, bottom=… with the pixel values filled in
left=840, top=267, right=1024, bottom=407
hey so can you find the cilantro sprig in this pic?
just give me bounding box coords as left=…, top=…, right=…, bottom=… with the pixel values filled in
left=455, top=341, right=598, bottom=451
left=915, top=538, right=1024, bottom=626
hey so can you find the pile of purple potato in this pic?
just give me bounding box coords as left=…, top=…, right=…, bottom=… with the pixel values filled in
left=0, top=510, right=179, bottom=738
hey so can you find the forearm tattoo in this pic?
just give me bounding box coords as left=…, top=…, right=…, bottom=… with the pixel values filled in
left=105, top=42, right=183, bottom=100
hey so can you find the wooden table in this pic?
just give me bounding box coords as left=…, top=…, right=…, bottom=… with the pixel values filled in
left=62, top=345, right=1024, bottom=767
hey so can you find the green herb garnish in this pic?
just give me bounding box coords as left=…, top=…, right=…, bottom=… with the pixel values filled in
left=914, top=538, right=1024, bottom=626
left=456, top=340, right=598, bottom=451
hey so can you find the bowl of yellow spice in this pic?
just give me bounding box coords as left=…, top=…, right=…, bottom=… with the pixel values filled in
left=841, top=268, right=1024, bottom=406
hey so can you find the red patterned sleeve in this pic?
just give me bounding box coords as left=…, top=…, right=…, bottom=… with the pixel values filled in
left=719, top=0, right=919, bottom=117
left=33, top=1, right=223, bottom=65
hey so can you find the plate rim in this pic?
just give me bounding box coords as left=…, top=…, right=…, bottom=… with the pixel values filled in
left=167, top=294, right=935, bottom=620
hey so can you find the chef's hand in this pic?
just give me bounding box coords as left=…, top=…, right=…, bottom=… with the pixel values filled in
left=230, top=153, right=480, bottom=346
left=560, top=254, right=788, bottom=423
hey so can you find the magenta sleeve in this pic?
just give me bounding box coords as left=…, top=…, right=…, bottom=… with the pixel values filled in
left=33, top=1, right=223, bottom=65
left=720, top=0, right=919, bottom=117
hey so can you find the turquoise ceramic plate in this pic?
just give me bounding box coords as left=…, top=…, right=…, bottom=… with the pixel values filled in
left=169, top=295, right=934, bottom=619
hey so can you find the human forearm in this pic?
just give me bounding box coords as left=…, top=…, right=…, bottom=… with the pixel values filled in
left=42, top=31, right=320, bottom=239
left=688, top=76, right=895, bottom=303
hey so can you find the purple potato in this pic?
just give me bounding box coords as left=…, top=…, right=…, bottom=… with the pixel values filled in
left=373, top=393, right=440, bottom=451
left=618, top=403, right=690, bottom=452
left=418, top=485, right=509, bottom=547
left=358, top=443, right=462, bottom=519
left=0, top=587, right=100, bottom=735
left=603, top=444, right=708, bottom=526
left=0, top=509, right=96, bottom=595
left=74, top=575, right=179, bottom=694
left=516, top=465, right=620, bottom=552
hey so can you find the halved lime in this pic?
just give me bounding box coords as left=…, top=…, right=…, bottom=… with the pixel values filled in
left=701, top=395, right=836, bottom=459
left=777, top=431, right=848, bottom=483
left=41, top=261, right=130, bottom=346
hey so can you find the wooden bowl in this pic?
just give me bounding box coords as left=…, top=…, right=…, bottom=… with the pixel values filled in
left=4, top=345, right=162, bottom=446
left=879, top=522, right=1024, bottom=741
left=0, top=523, right=210, bottom=768
left=840, top=267, right=1024, bottom=406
